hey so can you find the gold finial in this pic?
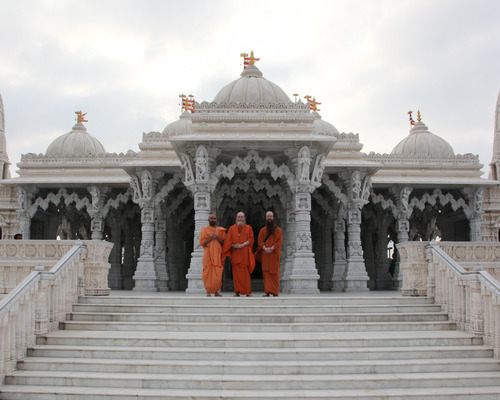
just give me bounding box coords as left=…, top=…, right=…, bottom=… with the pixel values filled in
left=179, top=94, right=195, bottom=113
left=408, top=110, right=415, bottom=126
left=75, top=110, right=87, bottom=123
left=417, top=110, right=421, bottom=122
left=310, top=97, right=321, bottom=112
left=241, top=51, right=260, bottom=69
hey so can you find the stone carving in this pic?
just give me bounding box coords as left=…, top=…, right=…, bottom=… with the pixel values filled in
left=180, top=153, right=195, bottom=184
left=141, top=170, right=152, bottom=200
left=400, top=187, right=412, bottom=213
left=195, top=145, right=208, bottom=181
left=88, top=186, right=100, bottom=211
left=473, top=187, right=484, bottom=213
left=17, top=187, right=28, bottom=212
left=350, top=171, right=362, bottom=200
left=298, top=146, right=311, bottom=182
left=311, top=154, right=325, bottom=187
left=130, top=176, right=141, bottom=202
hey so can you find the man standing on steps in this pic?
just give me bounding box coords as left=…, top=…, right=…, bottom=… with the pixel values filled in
left=256, top=211, right=283, bottom=297
left=222, top=211, right=255, bottom=297
left=200, top=214, right=226, bottom=297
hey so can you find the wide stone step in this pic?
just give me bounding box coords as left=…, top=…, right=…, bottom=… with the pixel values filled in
left=61, top=319, right=456, bottom=332
left=65, top=311, right=449, bottom=323
left=28, top=344, right=494, bottom=361
left=71, top=303, right=442, bottom=314
left=2, top=385, right=500, bottom=399
left=17, top=357, right=500, bottom=375
left=78, top=295, right=436, bottom=306
left=7, top=370, right=500, bottom=390
left=36, top=330, right=482, bottom=348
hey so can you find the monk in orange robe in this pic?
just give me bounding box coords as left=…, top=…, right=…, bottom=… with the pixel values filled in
left=200, top=214, right=226, bottom=297
left=222, top=211, right=255, bottom=296
left=257, top=211, right=283, bottom=297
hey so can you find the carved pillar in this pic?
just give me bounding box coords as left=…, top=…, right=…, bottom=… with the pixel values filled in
left=318, top=218, right=333, bottom=291
left=375, top=215, right=392, bottom=290
left=87, top=186, right=108, bottom=241
left=17, top=186, right=35, bottom=240
left=392, top=186, right=413, bottom=290
left=466, top=187, right=484, bottom=242
left=343, top=171, right=371, bottom=291
left=154, top=215, right=169, bottom=292
left=132, top=170, right=159, bottom=292
left=281, top=189, right=320, bottom=294
left=332, top=209, right=347, bottom=292
left=184, top=145, right=218, bottom=294
left=107, top=213, right=122, bottom=289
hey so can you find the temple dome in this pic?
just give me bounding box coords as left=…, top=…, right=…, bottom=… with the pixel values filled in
left=312, top=117, right=340, bottom=137
left=213, top=65, right=292, bottom=104
left=45, top=122, right=106, bottom=156
left=162, top=112, right=193, bottom=138
left=391, top=121, right=454, bottom=157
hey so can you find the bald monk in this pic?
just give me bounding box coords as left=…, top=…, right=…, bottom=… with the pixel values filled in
left=222, top=212, right=255, bottom=297
left=200, top=214, right=226, bottom=297
left=257, top=211, right=283, bottom=297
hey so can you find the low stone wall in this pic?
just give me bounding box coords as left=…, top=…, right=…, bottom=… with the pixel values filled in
left=397, top=241, right=500, bottom=296
left=0, top=240, right=113, bottom=296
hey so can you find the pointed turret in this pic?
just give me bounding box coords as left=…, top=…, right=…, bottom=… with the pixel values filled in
left=0, top=92, right=11, bottom=179
left=488, top=90, right=500, bottom=180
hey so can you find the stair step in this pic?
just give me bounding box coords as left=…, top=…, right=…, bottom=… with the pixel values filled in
left=2, top=385, right=500, bottom=400
left=61, top=319, right=456, bottom=332
left=36, top=330, right=483, bottom=348
left=7, top=370, right=500, bottom=390
left=17, top=357, right=500, bottom=375
left=27, top=344, right=494, bottom=361
left=65, top=311, right=449, bottom=323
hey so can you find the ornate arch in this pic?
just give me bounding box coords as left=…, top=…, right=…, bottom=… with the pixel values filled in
left=210, top=149, right=296, bottom=189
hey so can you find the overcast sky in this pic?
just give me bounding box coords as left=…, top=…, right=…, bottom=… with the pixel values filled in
left=1, top=0, right=499, bottom=177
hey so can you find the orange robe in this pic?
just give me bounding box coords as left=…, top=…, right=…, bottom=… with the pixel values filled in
left=257, top=225, right=283, bottom=296
left=200, top=225, right=226, bottom=294
left=222, top=224, right=255, bottom=295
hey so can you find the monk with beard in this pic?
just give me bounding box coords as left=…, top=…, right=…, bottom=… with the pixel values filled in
left=200, top=214, right=226, bottom=297
left=222, top=211, right=255, bottom=297
left=257, top=211, right=283, bottom=297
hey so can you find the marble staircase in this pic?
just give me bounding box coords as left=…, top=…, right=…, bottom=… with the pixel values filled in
left=1, top=294, right=500, bottom=399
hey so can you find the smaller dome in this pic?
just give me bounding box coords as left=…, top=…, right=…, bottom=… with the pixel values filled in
left=391, top=121, right=454, bottom=157
left=45, top=122, right=106, bottom=156
left=312, top=117, right=340, bottom=137
left=161, top=112, right=192, bottom=137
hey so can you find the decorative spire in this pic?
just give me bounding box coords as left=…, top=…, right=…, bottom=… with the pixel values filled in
left=417, top=110, right=422, bottom=122
left=293, top=93, right=299, bottom=104
left=408, top=110, right=415, bottom=127
left=75, top=110, right=88, bottom=123
left=179, top=94, right=195, bottom=113
left=240, top=50, right=260, bottom=69
left=305, top=95, right=321, bottom=112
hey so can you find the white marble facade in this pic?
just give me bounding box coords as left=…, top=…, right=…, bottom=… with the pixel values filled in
left=0, top=60, right=499, bottom=293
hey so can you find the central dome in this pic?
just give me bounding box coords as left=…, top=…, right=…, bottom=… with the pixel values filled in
left=213, top=65, right=292, bottom=104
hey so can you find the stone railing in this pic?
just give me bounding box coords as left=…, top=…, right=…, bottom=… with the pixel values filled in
left=0, top=240, right=113, bottom=295
left=0, top=240, right=113, bottom=384
left=398, top=241, right=500, bottom=359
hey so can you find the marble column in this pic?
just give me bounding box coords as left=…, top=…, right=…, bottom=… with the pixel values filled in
left=281, top=189, right=320, bottom=294
left=132, top=170, right=159, bottom=292
left=17, top=187, right=34, bottom=240
left=467, top=187, right=484, bottom=242
left=318, top=219, right=333, bottom=291
left=107, top=214, right=123, bottom=289
left=392, top=186, right=413, bottom=290
left=154, top=216, right=169, bottom=292
left=332, top=215, right=347, bottom=292
left=342, top=171, right=371, bottom=292
left=87, top=186, right=107, bottom=241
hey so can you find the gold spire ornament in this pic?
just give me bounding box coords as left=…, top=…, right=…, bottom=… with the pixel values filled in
left=75, top=110, right=88, bottom=123
left=417, top=110, right=422, bottom=122
left=240, top=51, right=260, bottom=69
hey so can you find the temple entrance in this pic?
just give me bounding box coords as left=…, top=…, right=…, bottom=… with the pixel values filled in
left=216, top=173, right=287, bottom=293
